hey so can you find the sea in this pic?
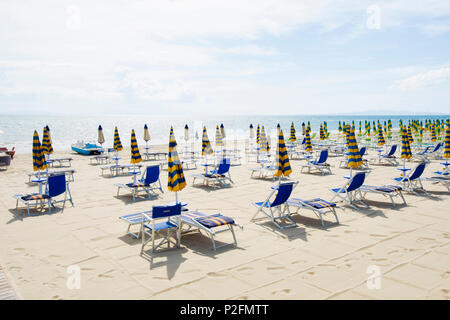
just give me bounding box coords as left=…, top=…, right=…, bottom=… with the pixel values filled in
left=0, top=114, right=448, bottom=154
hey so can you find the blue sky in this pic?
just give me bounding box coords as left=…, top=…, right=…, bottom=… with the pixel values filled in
left=0, top=0, right=449, bottom=115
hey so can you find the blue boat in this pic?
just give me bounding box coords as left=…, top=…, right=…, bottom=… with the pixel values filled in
left=71, top=141, right=104, bottom=155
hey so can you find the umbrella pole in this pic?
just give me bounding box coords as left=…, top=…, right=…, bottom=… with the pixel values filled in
left=175, top=192, right=178, bottom=204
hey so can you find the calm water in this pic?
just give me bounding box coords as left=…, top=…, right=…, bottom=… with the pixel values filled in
left=0, top=114, right=448, bottom=154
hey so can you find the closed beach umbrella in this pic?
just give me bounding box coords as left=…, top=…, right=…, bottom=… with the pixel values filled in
left=202, top=126, right=213, bottom=156
left=249, top=124, right=255, bottom=139
left=305, top=128, right=312, bottom=152
left=289, top=122, right=296, bottom=142
left=144, top=124, right=151, bottom=142
left=113, top=127, right=123, bottom=151
left=42, top=125, right=54, bottom=156
left=215, top=125, right=223, bottom=147
left=256, top=124, right=261, bottom=146
left=431, top=124, right=436, bottom=142
left=307, top=122, right=311, bottom=134
left=302, top=122, right=305, bottom=135
left=220, top=123, right=226, bottom=139
left=274, top=129, right=292, bottom=178
left=33, top=130, right=48, bottom=172
left=407, top=125, right=414, bottom=144
left=184, top=124, right=189, bottom=142
left=260, top=126, right=270, bottom=152
left=377, top=123, right=385, bottom=146
left=319, top=124, right=325, bottom=140
left=168, top=126, right=186, bottom=203
left=444, top=125, right=450, bottom=161
left=130, top=129, right=142, bottom=164
left=346, top=125, right=362, bottom=176
left=400, top=127, right=412, bottom=169
left=338, top=121, right=342, bottom=134
left=98, top=125, right=105, bottom=145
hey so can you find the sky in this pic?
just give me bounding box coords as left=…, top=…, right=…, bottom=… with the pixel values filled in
left=0, top=0, right=449, bottom=116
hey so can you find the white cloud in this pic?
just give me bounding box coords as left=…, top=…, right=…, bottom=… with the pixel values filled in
left=390, top=66, right=450, bottom=90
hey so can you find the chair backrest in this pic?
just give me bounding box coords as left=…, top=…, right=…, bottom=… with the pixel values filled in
left=301, top=137, right=305, bottom=145
left=271, top=182, right=294, bottom=207
left=421, top=146, right=431, bottom=155
left=386, top=144, right=397, bottom=156
left=47, top=174, right=67, bottom=197
left=217, top=158, right=231, bottom=175
left=317, top=149, right=328, bottom=164
left=152, top=203, right=181, bottom=219
left=409, top=162, right=426, bottom=180
left=347, top=172, right=366, bottom=192
left=144, top=165, right=160, bottom=184
left=359, top=147, right=366, bottom=157
left=432, top=143, right=442, bottom=153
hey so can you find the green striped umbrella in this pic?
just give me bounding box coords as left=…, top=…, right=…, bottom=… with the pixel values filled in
left=42, top=125, right=54, bottom=157
left=33, top=130, right=48, bottom=172
left=168, top=126, right=186, bottom=203
left=202, top=126, right=213, bottom=156
left=346, top=125, right=362, bottom=176
left=377, top=123, right=385, bottom=146
left=113, top=127, right=123, bottom=151
left=338, top=121, right=342, bottom=133
left=289, top=122, right=297, bottom=142
left=215, top=125, right=223, bottom=148
left=98, top=125, right=105, bottom=145
left=305, top=128, right=312, bottom=152
left=130, top=129, right=142, bottom=164
left=274, top=129, right=292, bottom=178
left=307, top=122, right=311, bottom=134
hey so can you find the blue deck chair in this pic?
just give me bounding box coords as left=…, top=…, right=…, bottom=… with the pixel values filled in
left=115, top=165, right=163, bottom=201
left=411, top=146, right=431, bottom=162
left=14, top=174, right=73, bottom=216
left=252, top=181, right=298, bottom=229
left=423, top=175, right=449, bottom=192
left=180, top=211, right=243, bottom=251
left=140, top=204, right=182, bottom=253
left=330, top=172, right=369, bottom=209
left=301, top=149, right=331, bottom=175
left=376, top=144, right=398, bottom=166
left=394, top=162, right=428, bottom=194
left=286, top=197, right=339, bottom=227
left=191, top=158, right=233, bottom=188
left=425, top=142, right=443, bottom=160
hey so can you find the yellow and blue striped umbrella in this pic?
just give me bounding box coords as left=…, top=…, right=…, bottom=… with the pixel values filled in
left=260, top=126, right=270, bottom=152
left=168, top=127, right=186, bottom=194
left=32, top=130, right=48, bottom=172
left=289, top=122, right=297, bottom=142
left=305, top=128, right=312, bottom=152
left=113, top=127, right=123, bottom=151
left=444, top=125, right=450, bottom=159
left=274, top=129, right=292, bottom=178
left=346, top=125, right=362, bottom=169
left=400, top=127, right=412, bottom=160
left=431, top=123, right=437, bottom=142
left=407, top=125, right=414, bottom=144
left=256, top=124, right=260, bottom=145
left=377, top=123, right=385, bottom=146
left=42, top=125, right=53, bottom=155
left=319, top=124, right=325, bottom=140
left=98, top=125, right=105, bottom=145
left=130, top=129, right=142, bottom=164
left=202, top=126, right=213, bottom=156
left=215, top=125, right=223, bottom=147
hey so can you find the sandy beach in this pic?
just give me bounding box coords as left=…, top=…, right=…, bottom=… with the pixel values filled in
left=0, top=140, right=449, bottom=300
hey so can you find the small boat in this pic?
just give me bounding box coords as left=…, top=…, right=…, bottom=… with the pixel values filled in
left=71, top=141, right=104, bottom=155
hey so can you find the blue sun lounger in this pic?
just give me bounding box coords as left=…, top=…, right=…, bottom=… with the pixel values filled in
left=330, top=172, right=369, bottom=209
left=371, top=144, right=398, bottom=166
left=394, top=162, right=428, bottom=194
left=252, top=181, right=299, bottom=229
left=300, top=149, right=332, bottom=175
left=14, top=174, right=73, bottom=216
left=359, top=184, right=406, bottom=207
left=180, top=211, right=242, bottom=251
left=115, top=165, right=163, bottom=201
left=286, top=197, right=339, bottom=226
left=423, top=175, right=449, bottom=192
